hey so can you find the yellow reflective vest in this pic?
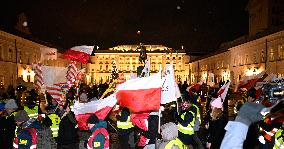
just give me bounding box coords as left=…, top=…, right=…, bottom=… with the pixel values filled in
left=177, top=111, right=195, bottom=135
left=24, top=106, right=38, bottom=119
left=273, top=129, right=283, bottom=149
left=48, top=113, right=60, bottom=137
left=165, top=138, right=185, bottom=149
left=192, top=104, right=201, bottom=124
left=117, top=113, right=134, bottom=129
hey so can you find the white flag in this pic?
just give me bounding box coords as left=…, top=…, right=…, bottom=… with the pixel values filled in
left=40, top=48, right=57, bottom=62
left=141, top=59, right=150, bottom=77
left=42, top=66, right=67, bottom=86
left=161, top=63, right=180, bottom=104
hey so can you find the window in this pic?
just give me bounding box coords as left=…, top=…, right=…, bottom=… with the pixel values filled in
left=245, top=54, right=249, bottom=64
left=270, top=48, right=275, bottom=61
left=0, top=46, right=3, bottom=61
left=8, top=49, right=13, bottom=61
left=261, top=50, right=265, bottom=62
left=233, top=58, right=236, bottom=66
left=253, top=52, right=257, bottom=63
left=100, top=65, right=102, bottom=70
left=278, top=45, right=284, bottom=60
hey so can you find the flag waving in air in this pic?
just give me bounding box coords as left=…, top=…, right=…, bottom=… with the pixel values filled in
left=63, top=45, right=94, bottom=64
left=72, top=93, right=117, bottom=130
left=116, top=71, right=162, bottom=113
left=217, top=81, right=231, bottom=101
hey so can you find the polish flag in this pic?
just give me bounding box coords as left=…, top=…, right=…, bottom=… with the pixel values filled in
left=72, top=93, right=117, bottom=130
left=186, top=80, right=203, bottom=97
left=116, top=71, right=162, bottom=113
left=217, top=81, right=231, bottom=101
left=63, top=45, right=94, bottom=64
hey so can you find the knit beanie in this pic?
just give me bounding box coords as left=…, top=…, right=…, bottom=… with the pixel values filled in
left=87, top=114, right=99, bottom=124
left=210, top=97, right=223, bottom=109
left=15, top=110, right=30, bottom=122
left=5, top=99, right=18, bottom=109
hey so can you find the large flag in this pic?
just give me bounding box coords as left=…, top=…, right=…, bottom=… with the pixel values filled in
left=140, top=59, right=150, bottom=77
left=33, top=63, right=43, bottom=91
left=116, top=71, right=162, bottom=113
left=40, top=48, right=57, bottom=62
left=41, top=66, right=68, bottom=104
left=66, top=61, right=78, bottom=82
left=161, top=63, right=181, bottom=104
left=217, top=81, right=231, bottom=101
left=72, top=93, right=117, bottom=130
left=236, top=71, right=266, bottom=92
left=63, top=45, right=94, bottom=64
left=187, top=80, right=203, bottom=97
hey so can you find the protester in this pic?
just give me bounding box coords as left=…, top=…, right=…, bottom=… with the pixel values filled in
left=156, top=122, right=185, bottom=149
left=220, top=102, right=266, bottom=149
left=3, top=99, right=18, bottom=149
left=206, top=105, right=227, bottom=149
left=177, top=100, right=195, bottom=147
left=86, top=114, right=109, bottom=149
left=116, top=107, right=135, bottom=149
left=13, top=110, right=40, bottom=149
left=57, top=104, right=79, bottom=149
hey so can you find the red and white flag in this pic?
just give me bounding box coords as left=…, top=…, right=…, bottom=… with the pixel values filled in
left=33, top=63, right=43, bottom=91
left=217, top=81, right=231, bottom=101
left=72, top=93, right=117, bottom=130
left=41, top=66, right=68, bottom=104
left=66, top=61, right=77, bottom=82
left=116, top=71, right=162, bottom=113
left=63, top=45, right=94, bottom=64
left=187, top=80, right=203, bottom=97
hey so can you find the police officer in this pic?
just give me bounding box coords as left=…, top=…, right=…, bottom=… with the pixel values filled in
left=116, top=107, right=134, bottom=149
left=177, top=100, right=195, bottom=148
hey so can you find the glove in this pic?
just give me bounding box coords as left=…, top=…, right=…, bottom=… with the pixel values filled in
left=235, top=102, right=265, bottom=126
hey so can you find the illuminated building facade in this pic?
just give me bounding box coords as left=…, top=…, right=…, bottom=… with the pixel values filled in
left=86, top=45, right=190, bottom=84
left=191, top=29, right=284, bottom=87
left=0, top=30, right=69, bottom=89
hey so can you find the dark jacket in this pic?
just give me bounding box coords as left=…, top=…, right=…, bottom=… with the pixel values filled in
left=2, top=112, right=17, bottom=149
left=57, top=112, right=79, bottom=145
left=90, top=121, right=108, bottom=149
left=116, top=109, right=133, bottom=136
left=208, top=116, right=227, bottom=149
left=177, top=110, right=194, bottom=145
left=16, top=119, right=41, bottom=149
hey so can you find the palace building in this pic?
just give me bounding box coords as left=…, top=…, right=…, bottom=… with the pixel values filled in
left=87, top=45, right=190, bottom=84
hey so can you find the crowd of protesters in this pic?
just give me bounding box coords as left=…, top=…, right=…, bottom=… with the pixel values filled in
left=0, top=79, right=283, bottom=149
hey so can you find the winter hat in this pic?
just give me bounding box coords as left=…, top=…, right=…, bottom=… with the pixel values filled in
left=161, top=122, right=178, bottom=141
left=15, top=110, right=30, bottom=122
left=5, top=99, right=18, bottom=109
left=210, top=97, right=223, bottom=109
left=247, top=88, right=256, bottom=98
left=87, top=114, right=99, bottom=124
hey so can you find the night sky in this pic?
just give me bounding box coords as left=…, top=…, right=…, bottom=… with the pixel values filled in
left=0, top=0, right=249, bottom=53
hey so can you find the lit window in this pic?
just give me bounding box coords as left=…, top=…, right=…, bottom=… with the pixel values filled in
left=270, top=48, right=274, bottom=61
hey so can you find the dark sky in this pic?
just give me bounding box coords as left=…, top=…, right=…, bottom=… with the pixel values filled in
left=0, top=0, right=249, bottom=53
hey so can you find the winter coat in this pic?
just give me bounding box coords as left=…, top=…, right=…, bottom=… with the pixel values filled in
left=220, top=121, right=249, bottom=149
left=36, top=125, right=57, bottom=149
left=88, top=120, right=108, bottom=149
left=14, top=119, right=41, bottom=149
left=57, top=112, right=79, bottom=145
left=2, top=111, right=17, bottom=149
left=207, top=116, right=227, bottom=149
left=116, top=110, right=133, bottom=136
left=156, top=122, right=180, bottom=149
left=176, top=110, right=194, bottom=145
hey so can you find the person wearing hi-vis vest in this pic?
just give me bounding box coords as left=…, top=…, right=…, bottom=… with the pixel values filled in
left=177, top=100, right=195, bottom=148
left=48, top=112, right=60, bottom=138
left=86, top=114, right=109, bottom=149
left=116, top=107, right=135, bottom=149
left=156, top=122, right=186, bottom=149
left=24, top=100, right=38, bottom=120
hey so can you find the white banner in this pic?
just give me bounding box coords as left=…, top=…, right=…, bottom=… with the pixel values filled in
left=161, top=63, right=180, bottom=104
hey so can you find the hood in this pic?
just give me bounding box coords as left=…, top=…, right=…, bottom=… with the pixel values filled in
left=160, top=122, right=178, bottom=141
left=90, top=120, right=107, bottom=132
